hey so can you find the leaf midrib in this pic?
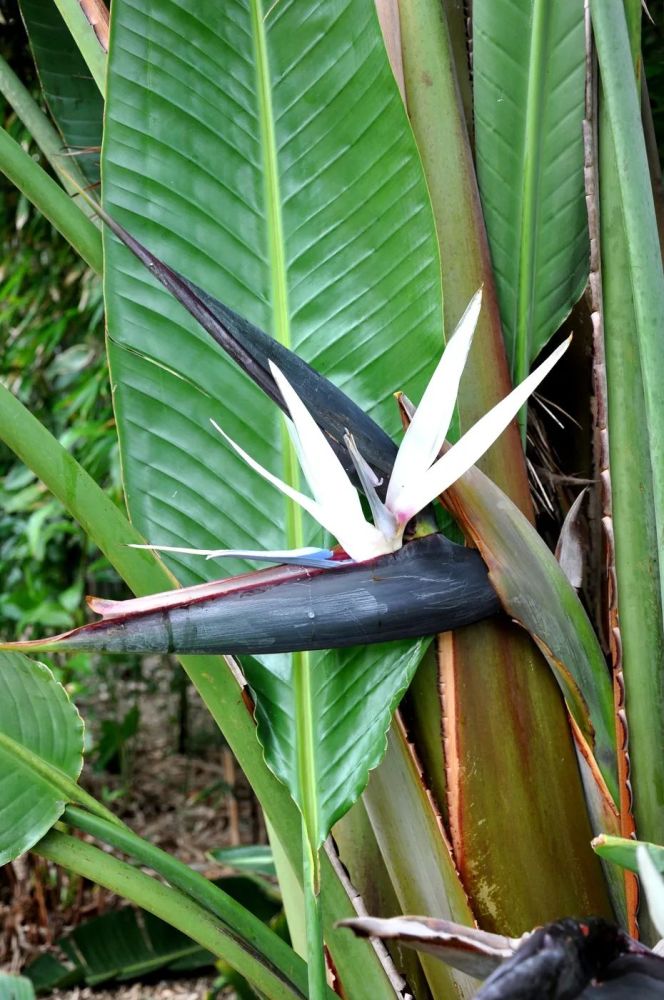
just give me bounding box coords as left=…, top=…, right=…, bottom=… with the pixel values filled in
left=514, top=0, right=552, bottom=389
left=250, top=0, right=319, bottom=853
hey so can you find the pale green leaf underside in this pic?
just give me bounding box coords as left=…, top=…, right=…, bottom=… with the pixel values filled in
left=474, top=0, right=588, bottom=376
left=102, top=0, right=443, bottom=834
left=0, top=652, right=84, bottom=864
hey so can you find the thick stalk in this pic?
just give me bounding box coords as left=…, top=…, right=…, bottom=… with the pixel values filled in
left=590, top=0, right=664, bottom=632
left=598, top=0, right=664, bottom=890
left=0, top=126, right=102, bottom=271
left=398, top=0, right=611, bottom=935
left=34, top=830, right=307, bottom=1000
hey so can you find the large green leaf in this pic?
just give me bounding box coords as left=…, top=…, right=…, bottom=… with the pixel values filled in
left=101, top=0, right=444, bottom=849
left=19, top=0, right=104, bottom=183
left=473, top=0, right=588, bottom=384
left=245, top=640, right=428, bottom=837
left=0, top=651, right=83, bottom=864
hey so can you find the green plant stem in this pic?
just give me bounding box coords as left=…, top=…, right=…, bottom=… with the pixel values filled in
left=514, top=0, right=550, bottom=438
left=63, top=805, right=316, bottom=999
left=0, top=379, right=398, bottom=1000
left=590, top=0, right=664, bottom=630
left=34, top=829, right=307, bottom=1000
left=51, top=0, right=106, bottom=96
left=598, top=0, right=664, bottom=871
left=302, top=828, right=326, bottom=1000
left=0, top=126, right=102, bottom=271
left=250, top=0, right=326, bottom=989
left=0, top=52, right=92, bottom=209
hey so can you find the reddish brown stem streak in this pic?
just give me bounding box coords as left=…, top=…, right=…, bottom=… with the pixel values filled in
left=79, top=0, right=109, bottom=52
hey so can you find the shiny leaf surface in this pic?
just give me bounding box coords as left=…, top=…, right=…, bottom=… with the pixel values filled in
left=0, top=652, right=83, bottom=864
left=101, top=0, right=446, bottom=854
left=474, top=0, right=588, bottom=383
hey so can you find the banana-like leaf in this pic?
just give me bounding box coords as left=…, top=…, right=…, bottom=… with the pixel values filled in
left=102, top=0, right=446, bottom=850
left=103, top=0, right=443, bottom=588
left=19, top=0, right=104, bottom=183
left=0, top=652, right=84, bottom=865
left=0, top=534, right=500, bottom=656
left=473, top=0, right=589, bottom=382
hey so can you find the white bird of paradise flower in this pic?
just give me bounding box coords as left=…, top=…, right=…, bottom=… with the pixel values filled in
left=133, top=291, right=569, bottom=566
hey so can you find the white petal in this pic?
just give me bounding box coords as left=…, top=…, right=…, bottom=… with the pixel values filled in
left=129, top=543, right=335, bottom=566
left=386, top=290, right=482, bottom=509
left=269, top=362, right=363, bottom=515
left=210, top=418, right=330, bottom=528
left=345, top=432, right=399, bottom=544
left=268, top=362, right=388, bottom=561
left=129, top=543, right=225, bottom=556
left=638, top=845, right=664, bottom=938
left=392, top=335, right=571, bottom=522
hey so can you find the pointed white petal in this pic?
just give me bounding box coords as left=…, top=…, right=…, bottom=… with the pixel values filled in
left=210, top=418, right=330, bottom=528
left=386, top=290, right=482, bottom=508
left=269, top=362, right=364, bottom=515
left=638, top=845, right=664, bottom=938
left=268, top=362, right=388, bottom=561
left=345, top=432, right=399, bottom=543
left=204, top=546, right=328, bottom=560
left=129, top=543, right=225, bottom=556
left=127, top=542, right=338, bottom=567
left=392, top=335, right=571, bottom=522
left=204, top=547, right=335, bottom=565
